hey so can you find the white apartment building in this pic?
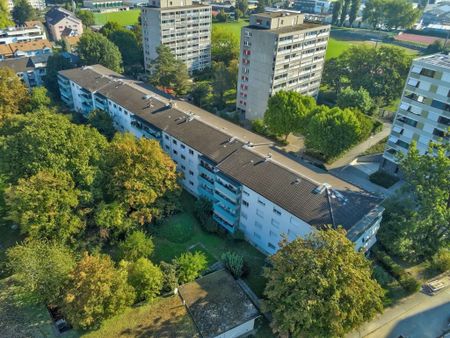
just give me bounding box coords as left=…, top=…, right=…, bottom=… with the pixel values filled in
left=7, top=0, right=46, bottom=11
left=58, top=65, right=384, bottom=255
left=236, top=12, right=329, bottom=120
left=0, top=54, right=49, bottom=87
left=141, top=0, right=211, bottom=73
left=0, top=21, right=46, bottom=45
left=381, top=53, right=450, bottom=174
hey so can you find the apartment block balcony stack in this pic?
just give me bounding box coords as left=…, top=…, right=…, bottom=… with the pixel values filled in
left=212, top=174, right=241, bottom=232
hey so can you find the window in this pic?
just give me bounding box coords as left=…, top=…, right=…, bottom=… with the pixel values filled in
left=173, top=139, right=177, bottom=145
left=254, top=221, right=263, bottom=229
left=173, top=150, right=178, bottom=155
left=256, top=209, right=264, bottom=218
left=181, top=144, right=186, bottom=149
left=189, top=149, right=194, bottom=155
left=181, top=154, right=186, bottom=160
left=268, top=242, right=276, bottom=250
left=243, top=190, right=249, bottom=197
left=242, top=200, right=249, bottom=207
left=241, top=212, right=247, bottom=220
left=253, top=232, right=261, bottom=239
left=165, top=145, right=170, bottom=150
left=438, top=115, right=450, bottom=126
left=165, top=135, right=169, bottom=140
left=273, top=207, right=281, bottom=216
left=271, top=219, right=280, bottom=228
left=257, top=199, right=266, bottom=206
left=181, top=165, right=186, bottom=170
left=189, top=180, right=194, bottom=186
left=269, top=230, right=277, bottom=238
left=396, top=139, right=409, bottom=149
left=420, top=68, right=436, bottom=78
left=189, top=170, right=194, bottom=176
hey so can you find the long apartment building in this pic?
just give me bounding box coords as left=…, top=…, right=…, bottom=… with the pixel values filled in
left=381, top=54, right=450, bottom=174
left=236, top=12, right=329, bottom=120
left=58, top=65, right=384, bottom=255
left=0, top=21, right=46, bottom=45
left=141, top=0, right=211, bottom=73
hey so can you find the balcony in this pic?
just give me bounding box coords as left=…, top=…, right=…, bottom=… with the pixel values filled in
left=199, top=184, right=214, bottom=200
left=214, top=190, right=239, bottom=212
left=213, top=213, right=235, bottom=232
left=214, top=179, right=239, bottom=202
left=199, top=173, right=214, bottom=187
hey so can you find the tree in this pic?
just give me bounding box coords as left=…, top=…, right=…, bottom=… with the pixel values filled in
left=99, top=21, right=121, bottom=38
left=87, top=109, right=116, bottom=140
left=0, top=110, right=108, bottom=189
left=109, top=28, right=143, bottom=68
left=211, top=26, right=239, bottom=65
left=94, top=202, right=135, bottom=239
left=362, top=0, right=386, bottom=29
left=221, top=251, right=244, bottom=278
left=363, top=0, right=420, bottom=30
left=256, top=0, right=265, bottom=13
left=0, top=66, right=29, bottom=121
left=215, top=9, right=228, bottom=22
left=237, top=0, right=248, bottom=15
left=160, top=261, right=178, bottom=292
left=7, top=240, right=76, bottom=305
left=119, top=230, right=154, bottom=261
left=190, top=81, right=212, bottom=108
left=263, top=229, right=384, bottom=337
left=76, top=9, right=95, bottom=27
left=264, top=91, right=316, bottom=141
left=12, top=0, right=34, bottom=25
left=27, top=86, right=51, bottom=112
left=100, top=133, right=180, bottom=224
left=336, top=87, right=374, bottom=113
left=127, top=257, right=163, bottom=302
left=340, top=0, right=351, bottom=25
left=5, top=170, right=85, bottom=243
left=77, top=31, right=123, bottom=73
left=0, top=0, right=13, bottom=28
left=305, top=106, right=363, bottom=160
left=425, top=40, right=449, bottom=55
left=173, top=251, right=207, bottom=284
left=44, top=53, right=74, bottom=94
left=150, top=45, right=190, bottom=96
left=63, top=252, right=135, bottom=329
left=331, top=0, right=342, bottom=25
left=349, top=0, right=361, bottom=26
left=212, top=61, right=233, bottom=109
left=234, top=8, right=243, bottom=21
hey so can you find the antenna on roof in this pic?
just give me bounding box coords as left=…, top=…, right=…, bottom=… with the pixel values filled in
left=292, top=177, right=301, bottom=185
left=313, top=183, right=331, bottom=195
left=228, top=136, right=236, bottom=143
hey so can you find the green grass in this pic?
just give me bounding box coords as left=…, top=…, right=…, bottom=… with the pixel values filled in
left=93, top=9, right=141, bottom=26
left=212, top=19, right=248, bottom=39
left=362, top=137, right=388, bottom=156
left=151, top=192, right=267, bottom=297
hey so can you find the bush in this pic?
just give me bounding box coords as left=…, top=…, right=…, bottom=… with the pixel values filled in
left=160, top=261, right=178, bottom=293
left=431, top=248, right=450, bottom=273
left=251, top=119, right=278, bottom=139
left=230, top=229, right=245, bottom=242
left=221, top=251, right=244, bottom=278
left=127, top=258, right=163, bottom=302
left=369, top=170, right=400, bottom=188
left=372, top=248, right=420, bottom=294
left=173, top=251, right=208, bottom=284
left=193, top=197, right=218, bottom=233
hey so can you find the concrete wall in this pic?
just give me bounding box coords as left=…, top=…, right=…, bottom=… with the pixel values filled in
left=214, top=318, right=256, bottom=338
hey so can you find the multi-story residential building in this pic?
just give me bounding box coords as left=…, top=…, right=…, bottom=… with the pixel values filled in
left=7, top=0, right=46, bottom=11
left=0, top=54, right=49, bottom=87
left=293, top=0, right=333, bottom=14
left=141, top=0, right=212, bottom=73
left=83, top=0, right=124, bottom=9
left=45, top=7, right=83, bottom=41
left=381, top=54, right=450, bottom=174
left=236, top=12, right=329, bottom=120
left=0, top=39, right=52, bottom=60
left=0, top=21, right=46, bottom=45
left=58, top=64, right=384, bottom=255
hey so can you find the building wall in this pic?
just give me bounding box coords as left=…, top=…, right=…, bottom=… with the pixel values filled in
left=48, top=17, right=83, bottom=41
left=142, top=5, right=211, bottom=73
left=16, top=67, right=46, bottom=87
left=381, top=55, right=450, bottom=174
left=8, top=0, right=45, bottom=10
left=0, top=26, right=46, bottom=45
left=236, top=21, right=329, bottom=120
left=214, top=318, right=256, bottom=338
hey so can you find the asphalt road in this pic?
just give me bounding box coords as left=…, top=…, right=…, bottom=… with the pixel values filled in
left=348, top=279, right=450, bottom=338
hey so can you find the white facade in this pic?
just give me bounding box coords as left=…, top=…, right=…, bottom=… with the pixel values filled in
left=7, top=0, right=45, bottom=10
left=142, top=0, right=212, bottom=73
left=213, top=318, right=256, bottom=338
left=0, top=23, right=46, bottom=45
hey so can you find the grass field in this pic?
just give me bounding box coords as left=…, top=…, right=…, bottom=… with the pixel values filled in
left=151, top=192, right=267, bottom=297
left=93, top=9, right=141, bottom=26
left=212, top=19, right=248, bottom=38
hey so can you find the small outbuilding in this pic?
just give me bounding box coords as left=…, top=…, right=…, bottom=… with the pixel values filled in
left=178, top=270, right=260, bottom=338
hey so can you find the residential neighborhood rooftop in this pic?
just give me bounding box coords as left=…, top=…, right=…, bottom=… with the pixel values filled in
left=415, top=53, right=450, bottom=68
left=0, top=39, right=52, bottom=57
left=0, top=54, right=49, bottom=72
left=178, top=270, right=259, bottom=338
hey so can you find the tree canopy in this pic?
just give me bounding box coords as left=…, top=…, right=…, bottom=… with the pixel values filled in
left=109, top=28, right=143, bottom=68
left=0, top=0, right=13, bottom=28
left=76, top=9, right=95, bottom=27
left=0, top=66, right=29, bottom=121
left=336, top=87, right=374, bottom=114
left=173, top=251, right=207, bottom=284
left=363, top=0, right=421, bottom=30
left=12, top=0, right=34, bottom=25
left=264, top=229, right=384, bottom=337
left=119, top=230, right=154, bottom=261
left=44, top=53, right=74, bottom=94
left=211, top=27, right=239, bottom=65
left=87, top=109, right=116, bottom=140
left=27, top=86, right=51, bottom=112
left=77, top=31, right=123, bottom=73
left=127, top=257, right=163, bottom=302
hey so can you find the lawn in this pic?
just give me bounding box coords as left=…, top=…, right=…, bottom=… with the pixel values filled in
left=212, top=19, right=248, bottom=39
left=151, top=192, right=268, bottom=297
left=94, top=9, right=141, bottom=26
left=362, top=137, right=388, bottom=156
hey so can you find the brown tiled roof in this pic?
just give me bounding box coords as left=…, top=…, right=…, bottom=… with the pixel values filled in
left=0, top=39, right=52, bottom=57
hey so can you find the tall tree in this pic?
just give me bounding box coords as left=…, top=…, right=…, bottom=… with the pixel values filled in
left=264, top=229, right=384, bottom=337
left=27, top=86, right=51, bottom=112
left=331, top=0, right=342, bottom=25
left=127, top=257, right=163, bottom=302
left=383, top=0, right=421, bottom=30
left=100, top=133, right=180, bottom=224
left=7, top=240, right=76, bottom=305
left=0, top=66, right=29, bottom=121
left=76, top=9, right=95, bottom=27
left=150, top=45, right=190, bottom=96
left=237, top=0, right=248, bottom=15
left=109, top=28, right=143, bottom=67
left=5, top=170, right=85, bottom=242
left=173, top=251, right=207, bottom=284
left=63, top=252, right=135, bottom=329
left=340, top=0, right=351, bottom=26
left=362, top=0, right=385, bottom=29
left=12, top=0, right=34, bottom=25
left=348, top=0, right=361, bottom=26
left=190, top=81, right=212, bottom=108
left=44, top=53, right=74, bottom=95
left=211, top=27, right=239, bottom=65
left=119, top=230, right=154, bottom=261
left=264, top=91, right=316, bottom=141
left=77, top=31, right=123, bottom=73
left=94, top=201, right=136, bottom=239
left=336, top=86, right=374, bottom=113
left=87, top=109, right=116, bottom=140
left=0, top=0, right=13, bottom=28
left=99, top=21, right=121, bottom=38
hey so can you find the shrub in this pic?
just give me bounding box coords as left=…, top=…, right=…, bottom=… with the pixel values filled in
left=431, top=248, right=450, bottom=273
left=221, top=251, right=244, bottom=278
left=119, top=231, right=154, bottom=261
left=369, top=170, right=400, bottom=188
left=127, top=257, right=163, bottom=302
left=193, top=197, right=218, bottom=233
left=160, top=261, right=178, bottom=293
left=173, top=251, right=208, bottom=284
left=230, top=229, right=245, bottom=242
left=251, top=119, right=278, bottom=139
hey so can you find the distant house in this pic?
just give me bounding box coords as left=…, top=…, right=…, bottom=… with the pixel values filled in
left=45, top=7, right=83, bottom=41
left=0, top=21, right=46, bottom=45
left=83, top=0, right=124, bottom=9
left=7, top=0, right=46, bottom=11
left=0, top=39, right=52, bottom=60
left=178, top=270, right=260, bottom=338
left=0, top=54, right=50, bottom=87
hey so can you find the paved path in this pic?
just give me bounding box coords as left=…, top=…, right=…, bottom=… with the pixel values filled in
left=348, top=278, right=450, bottom=338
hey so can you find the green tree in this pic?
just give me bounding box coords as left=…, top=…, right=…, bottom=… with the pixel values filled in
left=119, top=230, right=154, bottom=261
left=256, top=0, right=265, bottom=13
left=425, top=40, right=449, bottom=55
left=264, top=91, right=316, bottom=141
left=109, top=28, right=143, bottom=68
left=264, top=229, right=384, bottom=337
left=173, top=251, right=207, bottom=284
left=215, top=9, right=228, bottom=22
left=0, top=66, right=29, bottom=121
left=44, top=53, right=74, bottom=94
left=100, top=133, right=180, bottom=224
left=190, top=81, right=212, bottom=108
left=160, top=261, right=178, bottom=292
left=0, top=0, right=13, bottom=28
left=237, top=0, right=248, bottom=14
left=94, top=202, right=135, bottom=239
left=305, top=106, right=362, bottom=160
left=349, top=0, right=361, bottom=26
left=221, top=251, right=244, bottom=278
left=337, top=87, right=374, bottom=113
left=331, top=0, right=342, bottom=25
left=383, top=0, right=421, bottom=30
left=150, top=45, right=190, bottom=96
left=12, top=0, right=34, bottom=25
left=77, top=31, right=123, bottom=73
left=76, top=9, right=95, bottom=27
left=99, top=21, right=121, bottom=38
left=234, top=8, right=243, bottom=21
left=27, top=86, right=51, bottom=112
left=7, top=240, right=76, bottom=305
left=63, top=252, right=135, bottom=329
left=0, top=110, right=108, bottom=189
left=5, top=170, right=85, bottom=243
left=362, top=0, right=386, bottom=29
left=127, top=257, right=163, bottom=302
left=211, top=26, right=239, bottom=65
left=340, top=0, right=351, bottom=25
left=212, top=61, right=234, bottom=109
left=87, top=109, right=116, bottom=140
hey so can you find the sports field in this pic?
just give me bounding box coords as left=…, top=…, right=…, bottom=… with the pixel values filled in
left=212, top=19, right=247, bottom=38
left=93, top=9, right=141, bottom=26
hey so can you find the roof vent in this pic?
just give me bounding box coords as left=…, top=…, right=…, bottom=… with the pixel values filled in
left=228, top=137, right=236, bottom=143
left=292, top=177, right=301, bottom=185
left=313, top=183, right=331, bottom=194
left=143, top=94, right=152, bottom=100
left=264, top=153, right=272, bottom=161
left=246, top=141, right=254, bottom=148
